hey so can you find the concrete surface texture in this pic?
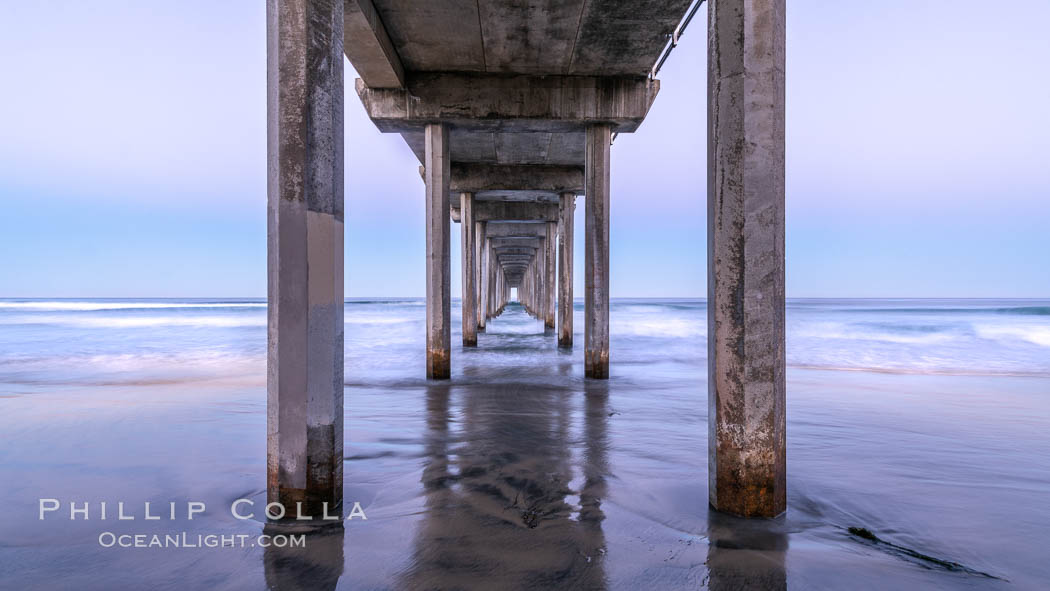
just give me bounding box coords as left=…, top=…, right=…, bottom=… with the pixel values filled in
left=707, top=0, right=787, bottom=518
left=267, top=0, right=345, bottom=517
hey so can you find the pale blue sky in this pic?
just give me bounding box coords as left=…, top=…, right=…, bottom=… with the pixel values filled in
left=0, top=1, right=1047, bottom=298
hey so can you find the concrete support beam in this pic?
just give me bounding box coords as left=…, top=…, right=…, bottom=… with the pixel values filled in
left=585, top=124, right=611, bottom=379
left=493, top=246, right=537, bottom=256
left=450, top=164, right=584, bottom=193
left=489, top=237, right=543, bottom=249
left=708, top=0, right=787, bottom=518
left=474, top=201, right=560, bottom=223
left=558, top=193, right=575, bottom=348
left=357, top=74, right=660, bottom=134
left=342, top=0, right=404, bottom=88
left=484, top=222, right=548, bottom=239
left=267, top=0, right=344, bottom=517
left=544, top=222, right=557, bottom=330
left=460, top=192, right=477, bottom=347
left=425, top=123, right=451, bottom=379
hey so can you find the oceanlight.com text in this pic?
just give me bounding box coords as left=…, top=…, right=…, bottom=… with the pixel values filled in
left=97, top=532, right=305, bottom=549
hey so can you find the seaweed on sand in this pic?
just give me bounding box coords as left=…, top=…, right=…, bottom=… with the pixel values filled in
left=846, top=526, right=1006, bottom=581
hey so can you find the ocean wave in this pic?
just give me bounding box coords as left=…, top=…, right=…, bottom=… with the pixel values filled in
left=0, top=314, right=267, bottom=328
left=790, top=364, right=1050, bottom=378
left=2, top=314, right=424, bottom=329
left=345, top=315, right=418, bottom=325
left=975, top=324, right=1050, bottom=347
left=844, top=306, right=1050, bottom=316
left=345, top=299, right=425, bottom=306
left=0, top=301, right=265, bottom=311
left=610, top=317, right=706, bottom=338
left=0, top=351, right=266, bottom=385
left=791, top=322, right=960, bottom=345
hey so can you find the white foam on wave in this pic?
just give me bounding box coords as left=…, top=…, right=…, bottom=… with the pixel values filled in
left=0, top=301, right=265, bottom=311
left=0, top=314, right=267, bottom=328
left=975, top=324, right=1050, bottom=347
left=611, top=317, right=705, bottom=338
left=0, top=349, right=267, bottom=385
left=82, top=351, right=263, bottom=370
left=344, top=314, right=417, bottom=325
left=1, top=312, right=421, bottom=329
left=791, top=322, right=957, bottom=345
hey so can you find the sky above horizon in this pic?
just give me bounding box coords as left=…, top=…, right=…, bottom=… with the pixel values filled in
left=0, top=1, right=1047, bottom=298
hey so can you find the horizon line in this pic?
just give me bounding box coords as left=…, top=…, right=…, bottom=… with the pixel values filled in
left=1, top=295, right=1048, bottom=301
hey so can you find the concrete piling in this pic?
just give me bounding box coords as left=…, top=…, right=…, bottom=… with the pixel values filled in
left=266, top=0, right=344, bottom=517
left=534, top=249, right=543, bottom=320
left=585, top=124, right=611, bottom=379
left=424, top=122, right=451, bottom=379
left=476, top=222, right=487, bottom=332
left=460, top=193, right=477, bottom=347
left=707, top=0, right=787, bottom=518
left=558, top=193, right=575, bottom=348
left=487, top=241, right=496, bottom=320
left=545, top=221, right=557, bottom=330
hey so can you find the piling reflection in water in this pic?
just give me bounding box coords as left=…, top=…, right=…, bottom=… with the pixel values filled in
left=705, top=508, right=788, bottom=590
left=262, top=522, right=344, bottom=591
left=400, top=379, right=610, bottom=590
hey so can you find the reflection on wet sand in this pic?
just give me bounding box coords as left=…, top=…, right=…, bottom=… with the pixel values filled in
left=263, top=522, right=344, bottom=591
left=705, top=508, right=788, bottom=590
left=400, top=379, right=610, bottom=590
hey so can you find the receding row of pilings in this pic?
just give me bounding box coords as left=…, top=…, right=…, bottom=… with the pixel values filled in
left=515, top=219, right=553, bottom=326
left=444, top=186, right=596, bottom=379
left=265, top=0, right=785, bottom=521
left=461, top=196, right=576, bottom=342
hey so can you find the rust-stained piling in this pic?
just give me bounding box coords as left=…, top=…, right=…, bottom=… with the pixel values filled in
left=425, top=122, right=451, bottom=379
left=707, top=0, right=787, bottom=518
left=558, top=193, right=575, bottom=348
left=266, top=0, right=344, bottom=518
left=460, top=193, right=477, bottom=347
left=585, top=124, right=611, bottom=379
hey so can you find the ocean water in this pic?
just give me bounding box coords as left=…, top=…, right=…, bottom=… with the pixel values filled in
left=0, top=298, right=1048, bottom=589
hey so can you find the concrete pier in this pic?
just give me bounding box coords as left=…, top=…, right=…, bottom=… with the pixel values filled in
left=707, top=0, right=787, bottom=518
left=257, top=0, right=801, bottom=540
left=558, top=193, right=575, bottom=348
left=266, top=0, right=344, bottom=517
left=585, top=124, right=611, bottom=379
left=425, top=122, right=451, bottom=379
left=460, top=193, right=477, bottom=346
